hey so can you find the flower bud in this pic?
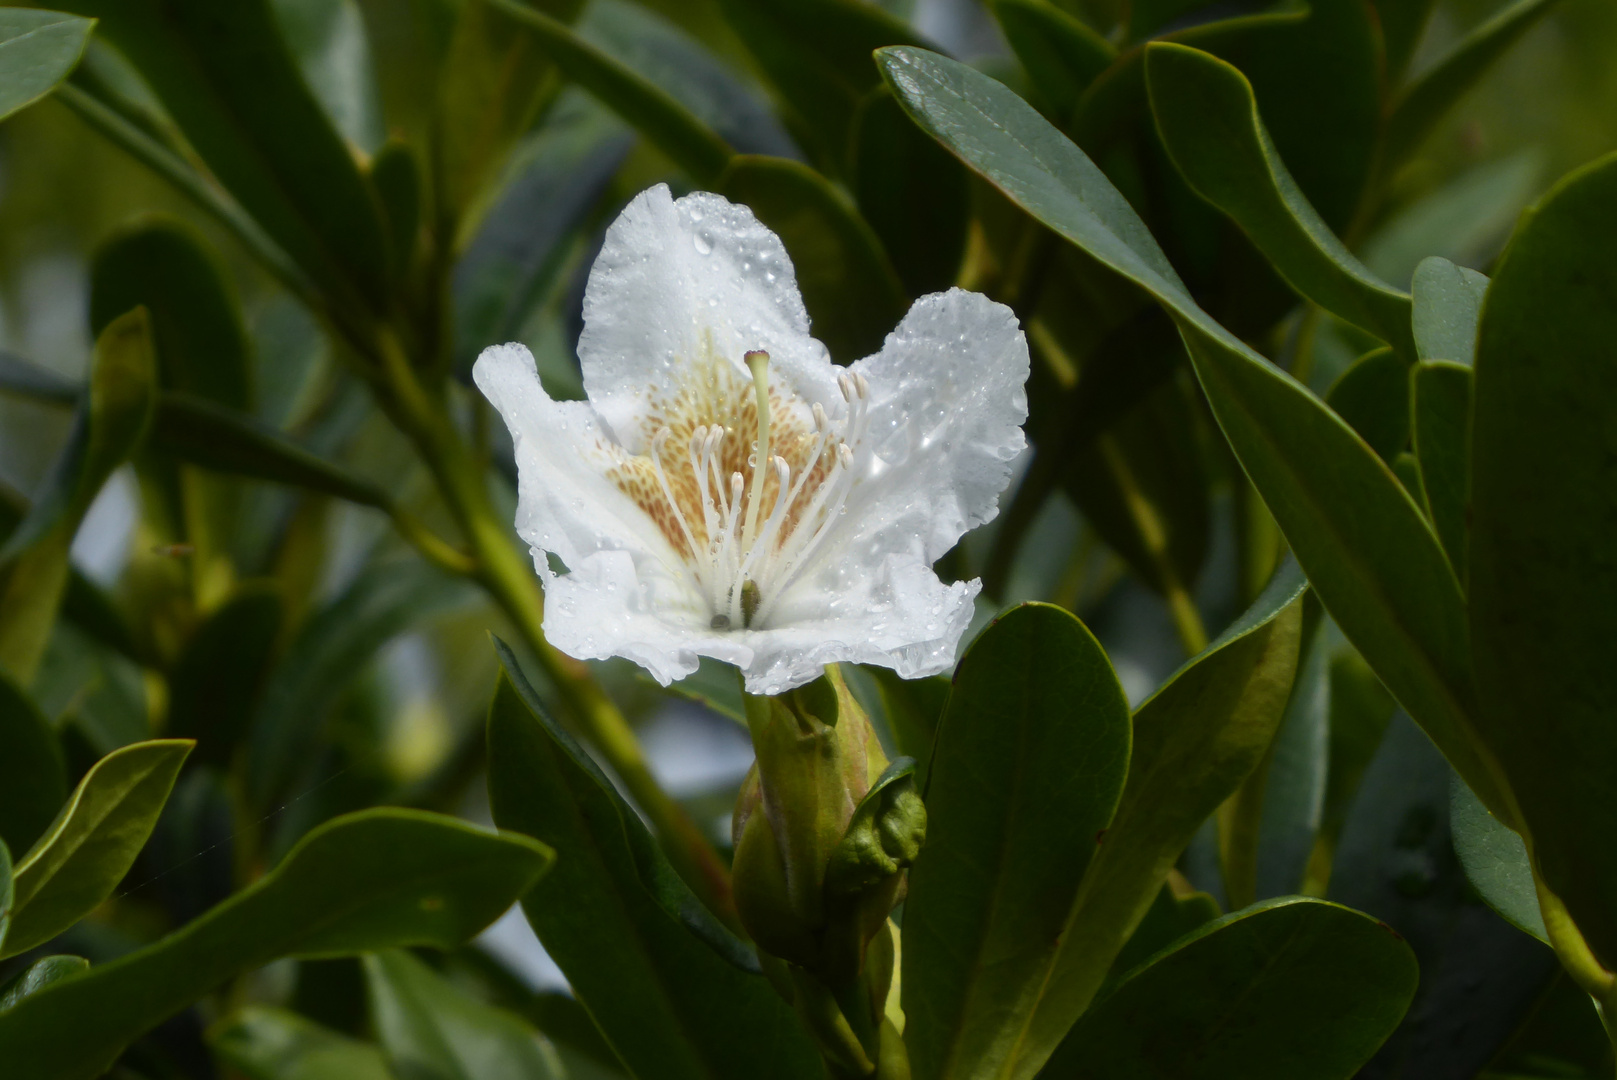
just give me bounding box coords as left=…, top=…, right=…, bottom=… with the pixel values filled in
left=731, top=666, right=926, bottom=991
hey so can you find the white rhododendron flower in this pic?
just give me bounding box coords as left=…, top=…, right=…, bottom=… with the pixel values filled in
left=475, top=184, right=1029, bottom=695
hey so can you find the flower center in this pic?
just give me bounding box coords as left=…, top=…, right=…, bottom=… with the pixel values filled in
left=610, top=349, right=869, bottom=630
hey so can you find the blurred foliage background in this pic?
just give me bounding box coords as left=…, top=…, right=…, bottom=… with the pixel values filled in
left=0, top=0, right=1615, bottom=1076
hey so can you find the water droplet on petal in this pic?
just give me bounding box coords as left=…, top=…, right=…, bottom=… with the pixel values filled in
left=694, top=232, right=714, bottom=255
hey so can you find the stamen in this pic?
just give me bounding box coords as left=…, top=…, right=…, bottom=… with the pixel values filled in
left=742, top=350, right=772, bottom=550
left=648, top=428, right=702, bottom=570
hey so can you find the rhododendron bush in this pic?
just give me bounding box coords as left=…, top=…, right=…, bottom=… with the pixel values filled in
left=0, top=0, right=1614, bottom=1076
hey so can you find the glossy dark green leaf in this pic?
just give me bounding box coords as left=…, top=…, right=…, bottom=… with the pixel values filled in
left=718, top=0, right=931, bottom=172
left=1145, top=43, right=1413, bottom=358
left=877, top=44, right=1510, bottom=830
left=865, top=666, right=949, bottom=791
left=56, top=0, right=390, bottom=310
left=1411, top=360, right=1472, bottom=583
left=0, top=9, right=93, bottom=122
left=435, top=0, right=572, bottom=227
left=90, top=220, right=252, bottom=410
left=1469, top=151, right=1617, bottom=967
left=1411, top=256, right=1488, bottom=366
left=1381, top=0, right=1560, bottom=175
left=365, top=949, right=565, bottom=1080
left=1014, top=563, right=1306, bottom=1076
left=1324, top=347, right=1409, bottom=463
left=0, top=809, right=551, bottom=1079
left=0, top=308, right=156, bottom=685
left=1313, top=639, right=1396, bottom=877
left=578, top=0, right=798, bottom=159
left=486, top=641, right=822, bottom=1080
left=1043, top=898, right=1417, bottom=1078
left=1248, top=611, right=1330, bottom=901
left=1451, top=776, right=1546, bottom=944
left=720, top=154, right=907, bottom=363
left=0, top=673, right=67, bottom=856
left=484, top=0, right=734, bottom=187
left=1099, top=883, right=1220, bottom=997
left=453, top=91, right=631, bottom=372
left=849, top=88, right=969, bottom=296
left=149, top=393, right=389, bottom=508
left=165, top=585, right=284, bottom=767
left=903, top=603, right=1132, bottom=1080
left=211, top=1006, right=393, bottom=1080
left=2, top=739, right=191, bottom=959
left=270, top=0, right=384, bottom=152
left=993, top=0, right=1115, bottom=118
left=0, top=956, right=88, bottom=1014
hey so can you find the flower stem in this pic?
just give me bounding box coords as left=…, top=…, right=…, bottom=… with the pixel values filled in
left=375, top=330, right=737, bottom=924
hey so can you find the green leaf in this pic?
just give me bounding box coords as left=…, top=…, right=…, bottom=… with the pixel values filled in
left=453, top=91, right=631, bottom=372
left=902, top=603, right=1132, bottom=1080
left=0, top=349, right=79, bottom=406
left=483, top=0, right=734, bottom=187
left=1042, top=897, right=1417, bottom=1078
left=90, top=220, right=252, bottom=410
left=2, top=739, right=191, bottom=959
left=578, top=0, right=797, bottom=159
left=211, top=1005, right=394, bottom=1080
left=0, top=838, right=11, bottom=956
left=1375, top=0, right=1438, bottom=83
left=719, top=154, right=907, bottom=363
left=1469, top=151, right=1617, bottom=967
left=993, top=0, right=1115, bottom=118
left=1062, top=379, right=1211, bottom=602
left=0, top=956, right=88, bottom=1014
left=165, top=585, right=284, bottom=768
left=0, top=9, right=94, bottom=123
left=370, top=139, right=421, bottom=281
left=876, top=44, right=1513, bottom=832
left=865, top=666, right=949, bottom=790
left=1361, top=153, right=1540, bottom=289
left=1314, top=638, right=1397, bottom=875
left=270, top=0, right=385, bottom=153
left=247, top=561, right=471, bottom=809
left=0, top=673, right=67, bottom=856
left=1411, top=256, right=1488, bottom=366
left=1014, top=562, right=1306, bottom=1077
left=365, top=949, right=565, bottom=1080
left=849, top=88, right=970, bottom=296
left=53, top=0, right=391, bottom=311
left=486, top=640, right=823, bottom=1080
left=1381, top=0, right=1560, bottom=176
left=1451, top=777, right=1547, bottom=944
left=1247, top=609, right=1331, bottom=901
left=1324, top=347, right=1409, bottom=464
left=0, top=808, right=553, bottom=1079
left=0, top=307, right=156, bottom=685
left=1144, top=43, right=1414, bottom=358
left=1410, top=360, right=1472, bottom=583
left=149, top=393, right=390, bottom=508
left=717, top=0, right=932, bottom=173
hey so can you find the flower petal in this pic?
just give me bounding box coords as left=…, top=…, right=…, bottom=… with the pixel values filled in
left=841, top=288, right=1030, bottom=565
left=577, top=184, right=841, bottom=451
left=739, top=558, right=982, bottom=695
left=473, top=342, right=682, bottom=577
